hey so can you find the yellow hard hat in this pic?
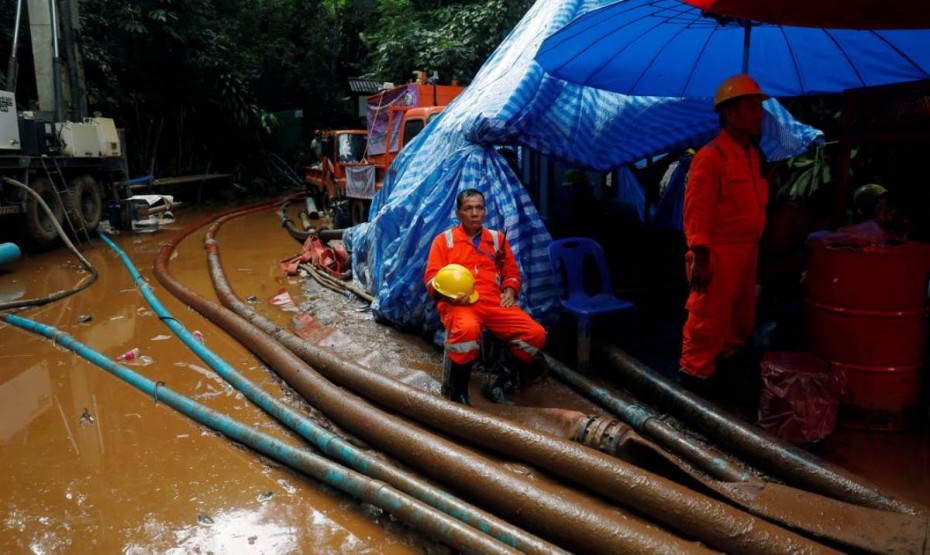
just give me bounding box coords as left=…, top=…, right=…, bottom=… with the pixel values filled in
left=853, top=183, right=888, bottom=212
left=714, top=74, right=769, bottom=109
left=433, top=264, right=479, bottom=303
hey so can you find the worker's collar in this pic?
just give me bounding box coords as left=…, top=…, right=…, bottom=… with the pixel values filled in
left=721, top=127, right=758, bottom=150
left=460, top=224, right=483, bottom=239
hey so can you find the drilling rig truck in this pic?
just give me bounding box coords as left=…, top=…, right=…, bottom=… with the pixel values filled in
left=1, top=0, right=124, bottom=248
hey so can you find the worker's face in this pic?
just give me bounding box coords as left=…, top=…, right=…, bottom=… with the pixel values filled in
left=456, top=194, right=486, bottom=235
left=873, top=197, right=896, bottom=227
left=726, top=95, right=764, bottom=140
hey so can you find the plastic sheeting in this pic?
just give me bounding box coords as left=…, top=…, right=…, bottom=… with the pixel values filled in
left=367, top=85, right=419, bottom=156
left=344, top=0, right=823, bottom=337
left=758, top=352, right=846, bottom=444
left=345, top=165, right=376, bottom=199
left=612, top=166, right=646, bottom=223
left=653, top=153, right=693, bottom=232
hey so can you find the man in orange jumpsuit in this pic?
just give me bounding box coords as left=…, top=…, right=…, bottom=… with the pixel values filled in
left=424, top=188, right=546, bottom=405
left=680, top=74, right=769, bottom=386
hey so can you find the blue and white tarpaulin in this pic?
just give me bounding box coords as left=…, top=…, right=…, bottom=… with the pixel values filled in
left=344, top=0, right=822, bottom=337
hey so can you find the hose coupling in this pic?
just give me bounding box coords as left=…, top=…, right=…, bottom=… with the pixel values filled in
left=572, top=415, right=631, bottom=456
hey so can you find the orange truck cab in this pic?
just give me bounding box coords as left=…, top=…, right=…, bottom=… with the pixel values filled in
left=365, top=91, right=459, bottom=176
left=343, top=83, right=463, bottom=224
left=305, top=129, right=367, bottom=210
left=306, top=78, right=464, bottom=225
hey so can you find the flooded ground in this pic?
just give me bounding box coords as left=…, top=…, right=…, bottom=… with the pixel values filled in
left=0, top=200, right=433, bottom=554
left=1, top=194, right=928, bottom=553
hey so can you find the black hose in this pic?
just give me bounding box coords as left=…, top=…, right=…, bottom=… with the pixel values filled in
left=278, top=200, right=345, bottom=244
left=279, top=200, right=312, bottom=243
left=0, top=177, right=98, bottom=311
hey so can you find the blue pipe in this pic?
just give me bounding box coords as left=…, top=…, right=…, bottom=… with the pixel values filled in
left=0, top=313, right=518, bottom=555
left=126, top=175, right=154, bottom=185
left=97, top=233, right=553, bottom=553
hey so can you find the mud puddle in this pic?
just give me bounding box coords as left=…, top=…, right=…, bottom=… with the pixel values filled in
left=0, top=200, right=432, bottom=554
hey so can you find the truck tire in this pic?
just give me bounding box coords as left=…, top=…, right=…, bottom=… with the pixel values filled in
left=69, top=175, right=103, bottom=232
left=24, top=177, right=65, bottom=247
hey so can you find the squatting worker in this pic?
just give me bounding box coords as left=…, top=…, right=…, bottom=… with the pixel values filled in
left=424, top=188, right=546, bottom=405
left=680, top=74, right=769, bottom=384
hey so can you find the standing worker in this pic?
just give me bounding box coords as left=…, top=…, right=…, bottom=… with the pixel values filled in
left=424, top=189, right=547, bottom=405
left=679, top=74, right=769, bottom=388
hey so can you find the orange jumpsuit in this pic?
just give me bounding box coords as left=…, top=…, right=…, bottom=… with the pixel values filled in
left=424, top=225, right=546, bottom=365
left=681, top=130, right=768, bottom=378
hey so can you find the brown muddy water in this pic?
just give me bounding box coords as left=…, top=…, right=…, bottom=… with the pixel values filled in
left=0, top=202, right=431, bottom=554
left=1, top=197, right=928, bottom=553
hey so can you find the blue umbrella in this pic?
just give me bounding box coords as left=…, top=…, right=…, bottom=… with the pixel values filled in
left=536, top=0, right=930, bottom=98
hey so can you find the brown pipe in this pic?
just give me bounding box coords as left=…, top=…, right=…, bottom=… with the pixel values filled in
left=544, top=353, right=753, bottom=484
left=154, top=202, right=709, bottom=555
left=574, top=416, right=930, bottom=554
left=600, top=345, right=926, bottom=516
left=197, top=202, right=837, bottom=555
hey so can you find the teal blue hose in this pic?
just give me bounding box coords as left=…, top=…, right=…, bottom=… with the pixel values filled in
left=97, top=233, right=555, bottom=553
left=1, top=312, right=517, bottom=555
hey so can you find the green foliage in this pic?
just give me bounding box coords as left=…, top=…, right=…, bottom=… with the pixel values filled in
left=778, top=145, right=833, bottom=201
left=75, top=0, right=350, bottom=179
left=366, top=0, right=533, bottom=85
left=770, top=96, right=843, bottom=202
left=1, top=0, right=532, bottom=187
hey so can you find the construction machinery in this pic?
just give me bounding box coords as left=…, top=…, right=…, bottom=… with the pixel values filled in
left=1, top=0, right=125, bottom=247
left=306, top=74, right=464, bottom=225
left=305, top=129, right=367, bottom=214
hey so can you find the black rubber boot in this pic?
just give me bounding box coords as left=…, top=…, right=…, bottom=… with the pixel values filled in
left=441, top=355, right=472, bottom=406
left=482, top=355, right=517, bottom=405
left=677, top=369, right=714, bottom=399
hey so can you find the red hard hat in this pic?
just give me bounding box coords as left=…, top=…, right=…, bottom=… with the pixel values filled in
left=714, top=74, right=769, bottom=109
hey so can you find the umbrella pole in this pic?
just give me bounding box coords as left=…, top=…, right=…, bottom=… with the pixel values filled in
left=742, top=21, right=751, bottom=73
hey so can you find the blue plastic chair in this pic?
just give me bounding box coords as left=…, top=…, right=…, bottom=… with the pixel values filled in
left=549, top=238, right=634, bottom=372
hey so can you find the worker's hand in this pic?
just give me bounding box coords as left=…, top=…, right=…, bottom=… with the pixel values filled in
left=500, top=288, right=517, bottom=308
left=689, top=247, right=712, bottom=293
left=448, top=292, right=471, bottom=305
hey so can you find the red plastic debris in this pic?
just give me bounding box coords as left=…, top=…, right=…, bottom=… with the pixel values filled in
left=757, top=352, right=846, bottom=444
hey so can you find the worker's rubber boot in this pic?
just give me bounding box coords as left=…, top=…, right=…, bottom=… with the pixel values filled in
left=441, top=355, right=472, bottom=406
left=677, top=369, right=715, bottom=399
left=482, top=354, right=517, bottom=405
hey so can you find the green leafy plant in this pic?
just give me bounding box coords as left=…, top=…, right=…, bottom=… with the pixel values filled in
left=778, top=145, right=831, bottom=200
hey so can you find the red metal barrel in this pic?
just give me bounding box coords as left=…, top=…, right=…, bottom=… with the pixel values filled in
left=804, top=241, right=930, bottom=430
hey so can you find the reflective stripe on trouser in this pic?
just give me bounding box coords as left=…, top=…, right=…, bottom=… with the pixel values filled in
left=438, top=301, right=546, bottom=365
left=680, top=242, right=758, bottom=378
